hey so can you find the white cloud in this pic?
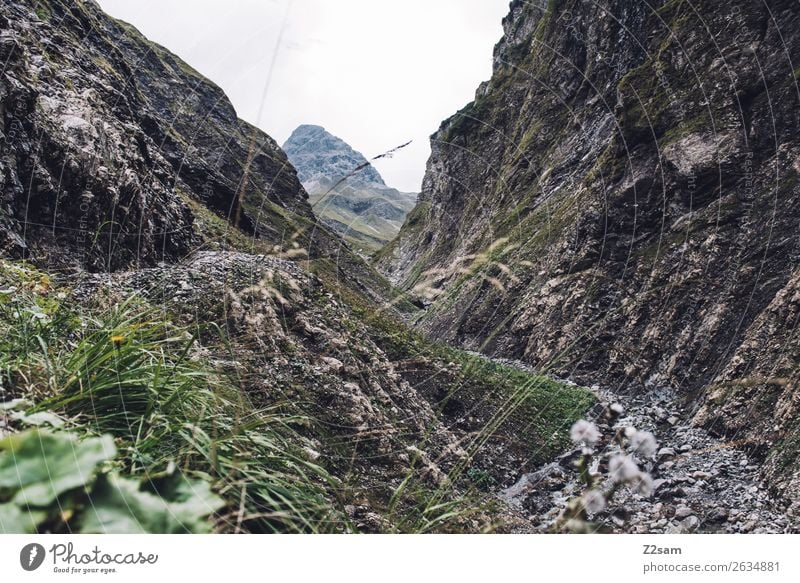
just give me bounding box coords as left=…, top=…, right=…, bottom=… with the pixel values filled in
left=96, top=0, right=510, bottom=192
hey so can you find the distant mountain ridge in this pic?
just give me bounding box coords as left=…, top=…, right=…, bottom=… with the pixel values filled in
left=283, top=125, right=417, bottom=254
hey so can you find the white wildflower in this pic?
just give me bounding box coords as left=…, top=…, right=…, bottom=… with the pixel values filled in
left=581, top=489, right=606, bottom=515
left=629, top=430, right=658, bottom=458
left=608, top=454, right=641, bottom=483
left=634, top=473, right=654, bottom=496
left=564, top=518, right=588, bottom=533
left=570, top=420, right=600, bottom=446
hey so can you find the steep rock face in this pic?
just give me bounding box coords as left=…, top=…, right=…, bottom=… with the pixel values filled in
left=284, top=125, right=417, bottom=253
left=0, top=0, right=310, bottom=271
left=378, top=0, right=800, bottom=489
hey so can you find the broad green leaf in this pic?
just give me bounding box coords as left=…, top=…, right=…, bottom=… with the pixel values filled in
left=0, top=502, right=46, bottom=534
left=10, top=411, right=66, bottom=428
left=0, top=430, right=116, bottom=506
left=151, top=474, right=226, bottom=527
left=79, top=474, right=224, bottom=534
left=0, top=399, right=32, bottom=411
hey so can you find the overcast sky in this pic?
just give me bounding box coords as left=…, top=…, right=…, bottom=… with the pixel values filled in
left=95, top=0, right=510, bottom=192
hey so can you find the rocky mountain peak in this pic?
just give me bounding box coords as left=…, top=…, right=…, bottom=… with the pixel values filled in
left=283, top=124, right=386, bottom=187
left=282, top=124, right=415, bottom=254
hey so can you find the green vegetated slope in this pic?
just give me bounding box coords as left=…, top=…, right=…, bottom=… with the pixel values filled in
left=0, top=243, right=592, bottom=533
left=0, top=0, right=593, bottom=533
left=307, top=179, right=417, bottom=255
left=376, top=0, right=800, bottom=497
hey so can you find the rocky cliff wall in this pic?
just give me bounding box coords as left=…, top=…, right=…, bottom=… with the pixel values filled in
left=377, top=0, right=800, bottom=492
left=1, top=0, right=312, bottom=271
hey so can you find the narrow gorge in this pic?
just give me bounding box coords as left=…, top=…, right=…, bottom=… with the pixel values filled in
left=0, top=0, right=798, bottom=535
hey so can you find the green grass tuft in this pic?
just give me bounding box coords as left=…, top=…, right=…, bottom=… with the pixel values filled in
left=0, top=260, right=339, bottom=533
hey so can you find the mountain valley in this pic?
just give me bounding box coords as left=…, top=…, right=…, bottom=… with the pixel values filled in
left=1, top=0, right=799, bottom=534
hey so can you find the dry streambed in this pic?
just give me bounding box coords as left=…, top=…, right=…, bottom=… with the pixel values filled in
left=492, top=358, right=799, bottom=534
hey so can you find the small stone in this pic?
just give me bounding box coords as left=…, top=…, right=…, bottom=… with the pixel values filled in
left=707, top=508, right=729, bottom=523
left=658, top=447, right=676, bottom=458
left=319, top=356, right=344, bottom=372
left=675, top=505, right=693, bottom=519
left=681, top=515, right=701, bottom=531
left=667, top=416, right=680, bottom=426
left=657, top=486, right=686, bottom=501
left=740, top=520, right=757, bottom=533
